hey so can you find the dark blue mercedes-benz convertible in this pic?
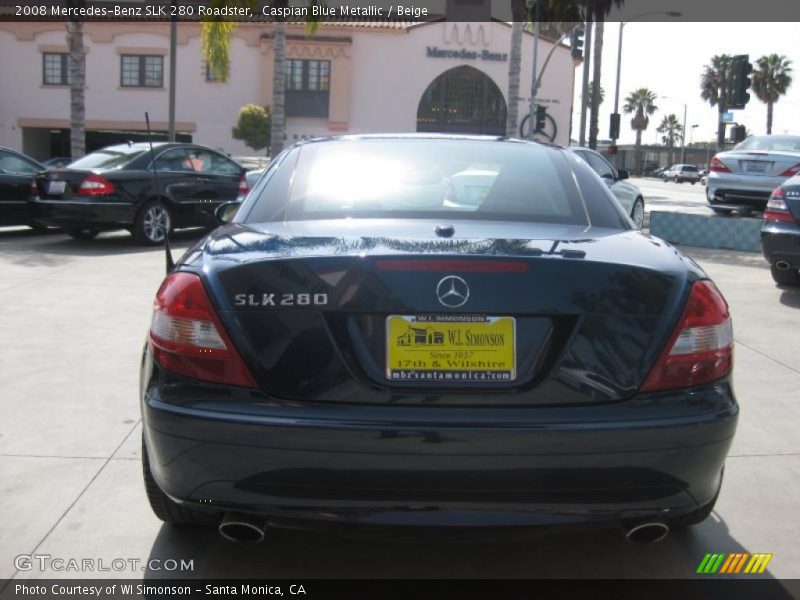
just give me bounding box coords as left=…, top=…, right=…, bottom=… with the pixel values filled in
left=140, top=135, right=737, bottom=544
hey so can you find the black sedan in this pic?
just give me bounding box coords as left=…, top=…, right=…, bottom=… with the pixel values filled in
left=141, top=135, right=737, bottom=544
left=30, top=142, right=248, bottom=244
left=761, top=174, right=800, bottom=286
left=0, top=146, right=45, bottom=229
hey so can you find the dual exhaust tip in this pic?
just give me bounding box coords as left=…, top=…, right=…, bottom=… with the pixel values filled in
left=217, top=512, right=669, bottom=545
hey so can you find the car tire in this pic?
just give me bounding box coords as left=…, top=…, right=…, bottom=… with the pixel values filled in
left=710, top=207, right=733, bottom=216
left=142, top=436, right=217, bottom=526
left=770, top=264, right=800, bottom=286
left=66, top=227, right=100, bottom=240
left=133, top=200, right=173, bottom=246
left=691, top=181, right=697, bottom=185
left=674, top=176, right=681, bottom=183
left=630, top=197, right=645, bottom=229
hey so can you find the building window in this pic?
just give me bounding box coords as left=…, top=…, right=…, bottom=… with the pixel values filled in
left=43, top=53, right=69, bottom=85
left=283, top=59, right=330, bottom=117
left=120, top=55, right=163, bottom=88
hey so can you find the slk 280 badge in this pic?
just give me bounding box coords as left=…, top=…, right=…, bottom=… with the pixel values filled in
left=234, top=293, right=328, bottom=307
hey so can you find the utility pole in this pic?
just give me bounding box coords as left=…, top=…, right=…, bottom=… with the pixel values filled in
left=527, top=1, right=541, bottom=139
left=578, top=21, right=592, bottom=146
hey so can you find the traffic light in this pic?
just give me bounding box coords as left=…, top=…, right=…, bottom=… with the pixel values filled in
left=730, top=125, right=746, bottom=143
left=535, top=105, right=547, bottom=131
left=729, top=54, right=753, bottom=109
left=609, top=113, right=621, bottom=140
left=570, top=26, right=585, bottom=60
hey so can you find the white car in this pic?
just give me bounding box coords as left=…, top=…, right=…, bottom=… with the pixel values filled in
left=663, top=164, right=701, bottom=184
left=568, top=147, right=645, bottom=228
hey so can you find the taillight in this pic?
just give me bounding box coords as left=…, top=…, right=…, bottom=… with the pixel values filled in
left=149, top=272, right=256, bottom=387
left=764, top=188, right=794, bottom=222
left=236, top=174, right=249, bottom=201
left=31, top=181, right=39, bottom=196
left=640, top=280, right=733, bottom=392
left=77, top=174, right=115, bottom=196
left=709, top=156, right=730, bottom=173
left=779, top=162, right=800, bottom=177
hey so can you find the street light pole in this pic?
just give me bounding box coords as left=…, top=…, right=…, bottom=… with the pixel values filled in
left=610, top=12, right=681, bottom=158
left=680, top=102, right=687, bottom=163
left=167, top=0, right=177, bottom=142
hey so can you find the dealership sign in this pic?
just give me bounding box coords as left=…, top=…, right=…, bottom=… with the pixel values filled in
left=426, top=47, right=508, bottom=62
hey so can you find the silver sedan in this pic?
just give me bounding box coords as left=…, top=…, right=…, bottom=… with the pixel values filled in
left=707, top=135, right=800, bottom=214
left=568, top=147, right=645, bottom=228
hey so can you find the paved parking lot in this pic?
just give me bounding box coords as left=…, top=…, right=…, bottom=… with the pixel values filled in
left=1, top=225, right=798, bottom=582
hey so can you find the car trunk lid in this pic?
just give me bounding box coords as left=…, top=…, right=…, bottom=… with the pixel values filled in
left=196, top=220, right=695, bottom=407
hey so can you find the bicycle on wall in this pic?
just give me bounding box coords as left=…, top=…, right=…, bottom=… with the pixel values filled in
left=518, top=106, right=558, bottom=143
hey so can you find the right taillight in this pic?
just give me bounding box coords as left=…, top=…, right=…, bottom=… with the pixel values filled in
left=77, top=174, right=115, bottom=196
left=149, top=272, right=256, bottom=388
left=236, top=174, right=249, bottom=202
left=709, top=156, right=731, bottom=173
left=764, top=187, right=794, bottom=222
left=640, top=280, right=733, bottom=392
left=779, top=162, right=800, bottom=177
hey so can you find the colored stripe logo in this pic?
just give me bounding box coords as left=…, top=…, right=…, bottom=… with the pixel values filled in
left=697, top=553, right=773, bottom=574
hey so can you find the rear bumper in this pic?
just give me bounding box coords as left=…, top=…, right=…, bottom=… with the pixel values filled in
left=28, top=198, right=136, bottom=228
left=707, top=173, right=786, bottom=210
left=141, top=354, right=738, bottom=528
left=761, top=222, right=800, bottom=267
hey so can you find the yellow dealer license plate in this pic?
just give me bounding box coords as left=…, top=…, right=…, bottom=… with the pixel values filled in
left=386, top=315, right=516, bottom=382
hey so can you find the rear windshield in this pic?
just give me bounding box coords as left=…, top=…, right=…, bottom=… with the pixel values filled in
left=266, top=139, right=588, bottom=225
left=68, top=146, right=148, bottom=170
left=681, top=166, right=698, bottom=172
left=735, top=136, right=800, bottom=152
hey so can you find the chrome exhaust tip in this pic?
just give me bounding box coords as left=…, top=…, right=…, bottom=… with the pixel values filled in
left=625, top=522, right=669, bottom=544
left=218, top=512, right=267, bottom=543
left=775, top=261, right=791, bottom=271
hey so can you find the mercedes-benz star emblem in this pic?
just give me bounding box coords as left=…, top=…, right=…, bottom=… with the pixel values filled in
left=436, top=275, right=470, bottom=308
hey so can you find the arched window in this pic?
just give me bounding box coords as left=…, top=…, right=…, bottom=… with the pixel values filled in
left=417, top=66, right=507, bottom=135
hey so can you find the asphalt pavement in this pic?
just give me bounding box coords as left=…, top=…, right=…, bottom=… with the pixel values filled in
left=0, top=223, right=798, bottom=582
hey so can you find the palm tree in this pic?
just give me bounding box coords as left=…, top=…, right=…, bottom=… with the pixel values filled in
left=657, top=114, right=683, bottom=167
left=586, top=80, right=605, bottom=107
left=752, top=54, right=793, bottom=134
left=202, top=2, right=318, bottom=156
left=505, top=1, right=526, bottom=137
left=65, top=15, right=86, bottom=159
left=623, top=88, right=658, bottom=175
left=700, top=54, right=732, bottom=148
left=588, top=20, right=603, bottom=149
left=586, top=80, right=604, bottom=144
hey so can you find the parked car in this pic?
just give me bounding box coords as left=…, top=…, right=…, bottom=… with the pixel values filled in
left=42, top=156, right=72, bottom=170
left=652, top=166, right=667, bottom=178
left=141, top=135, right=736, bottom=542
left=699, top=169, right=709, bottom=186
left=30, top=142, right=248, bottom=244
left=761, top=174, right=800, bottom=286
left=240, top=167, right=265, bottom=202
left=662, top=164, right=700, bottom=184
left=707, top=135, right=800, bottom=215
left=569, top=147, right=645, bottom=228
left=0, top=146, right=46, bottom=230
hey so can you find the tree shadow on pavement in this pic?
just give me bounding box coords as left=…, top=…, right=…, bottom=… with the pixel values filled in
left=143, top=513, right=786, bottom=582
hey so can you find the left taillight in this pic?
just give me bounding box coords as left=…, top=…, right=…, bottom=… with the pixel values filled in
left=77, top=174, right=115, bottom=196
left=149, top=272, right=256, bottom=388
left=764, top=187, right=794, bottom=223
left=236, top=174, right=249, bottom=202
left=640, top=280, right=733, bottom=393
